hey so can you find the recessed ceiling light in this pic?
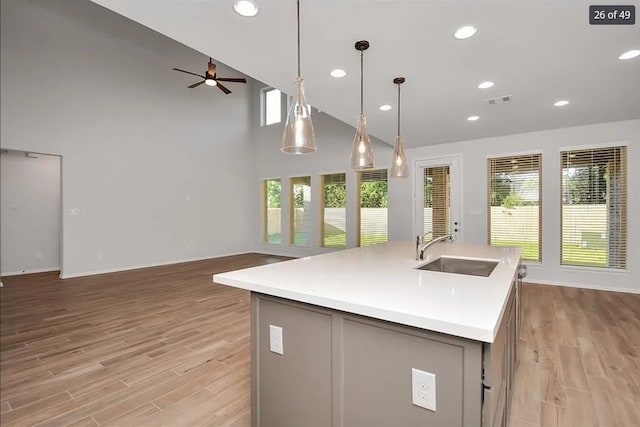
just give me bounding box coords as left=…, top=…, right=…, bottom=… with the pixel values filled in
left=619, top=49, right=640, bottom=60
left=233, top=0, right=258, bottom=17
left=330, top=68, right=346, bottom=78
left=554, top=100, right=569, bottom=107
left=454, top=26, right=477, bottom=40
left=379, top=104, right=392, bottom=111
left=467, top=115, right=479, bottom=121
left=478, top=81, right=494, bottom=89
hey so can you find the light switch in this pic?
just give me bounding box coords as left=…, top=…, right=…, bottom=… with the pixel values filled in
left=269, top=325, right=283, bottom=355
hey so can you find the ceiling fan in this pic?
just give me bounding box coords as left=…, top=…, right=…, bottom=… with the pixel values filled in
left=172, top=58, right=247, bottom=94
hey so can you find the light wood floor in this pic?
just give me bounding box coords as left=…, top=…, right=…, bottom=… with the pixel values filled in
left=509, top=283, right=640, bottom=427
left=0, top=254, right=290, bottom=427
left=2, top=256, right=639, bottom=426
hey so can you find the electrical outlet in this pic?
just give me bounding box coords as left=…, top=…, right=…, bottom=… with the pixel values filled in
left=412, top=368, right=436, bottom=411
left=269, top=325, right=283, bottom=355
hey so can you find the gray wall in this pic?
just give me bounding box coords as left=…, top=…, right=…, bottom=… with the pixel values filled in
left=250, top=85, right=393, bottom=258
left=1, top=0, right=258, bottom=277
left=249, top=74, right=640, bottom=293
left=1, top=1, right=636, bottom=294
left=390, top=120, right=640, bottom=293
left=1, top=151, right=61, bottom=275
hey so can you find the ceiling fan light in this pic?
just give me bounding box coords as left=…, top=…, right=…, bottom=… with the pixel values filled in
left=205, top=78, right=217, bottom=87
left=350, top=114, right=374, bottom=169
left=281, top=77, right=316, bottom=154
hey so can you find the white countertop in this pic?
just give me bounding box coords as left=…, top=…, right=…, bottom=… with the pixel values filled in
left=213, top=241, right=521, bottom=343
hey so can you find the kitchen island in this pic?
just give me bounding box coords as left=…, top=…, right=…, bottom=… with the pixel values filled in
left=213, top=241, right=521, bottom=427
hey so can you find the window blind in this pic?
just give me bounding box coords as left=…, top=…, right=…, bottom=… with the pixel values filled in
left=321, top=173, right=346, bottom=248
left=561, top=146, right=626, bottom=268
left=290, top=176, right=311, bottom=246
left=263, top=179, right=281, bottom=244
left=359, top=169, right=388, bottom=247
left=423, top=166, right=450, bottom=242
left=488, top=154, right=542, bottom=262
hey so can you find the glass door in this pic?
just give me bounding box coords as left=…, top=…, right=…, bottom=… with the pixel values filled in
left=414, top=156, right=461, bottom=242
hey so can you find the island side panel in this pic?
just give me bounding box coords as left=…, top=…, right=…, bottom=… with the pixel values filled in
left=251, top=293, right=333, bottom=427
left=341, top=315, right=482, bottom=427
left=482, top=277, right=517, bottom=427
left=252, top=293, right=484, bottom=427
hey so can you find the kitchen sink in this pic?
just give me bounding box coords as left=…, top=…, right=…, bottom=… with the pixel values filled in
left=417, top=257, right=499, bottom=277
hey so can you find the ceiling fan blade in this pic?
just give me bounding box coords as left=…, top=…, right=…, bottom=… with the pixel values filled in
left=217, top=83, right=232, bottom=94
left=173, top=68, right=206, bottom=79
left=188, top=80, right=205, bottom=89
left=216, top=78, right=247, bottom=83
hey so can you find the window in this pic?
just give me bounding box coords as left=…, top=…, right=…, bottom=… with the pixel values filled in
left=263, top=179, right=282, bottom=244
left=262, top=88, right=282, bottom=126
left=359, top=169, right=388, bottom=247
left=422, top=166, right=450, bottom=242
left=290, top=176, right=311, bottom=246
left=321, top=173, right=346, bottom=248
left=488, top=153, right=542, bottom=262
left=561, top=146, right=627, bottom=268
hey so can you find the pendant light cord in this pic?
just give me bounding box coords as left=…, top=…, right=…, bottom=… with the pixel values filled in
left=397, top=83, right=401, bottom=136
left=297, top=0, right=301, bottom=78
left=360, top=49, right=364, bottom=114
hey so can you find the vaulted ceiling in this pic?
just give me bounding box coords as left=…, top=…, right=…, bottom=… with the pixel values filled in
left=91, top=0, right=640, bottom=148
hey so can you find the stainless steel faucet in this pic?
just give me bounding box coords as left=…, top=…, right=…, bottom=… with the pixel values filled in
left=416, top=234, right=453, bottom=260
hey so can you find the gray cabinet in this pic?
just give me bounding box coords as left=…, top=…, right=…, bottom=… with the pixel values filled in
left=251, top=282, right=517, bottom=427
left=251, top=297, right=333, bottom=427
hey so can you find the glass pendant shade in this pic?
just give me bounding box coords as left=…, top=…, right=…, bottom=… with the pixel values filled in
left=350, top=114, right=375, bottom=169
left=281, top=77, right=316, bottom=154
left=390, top=135, right=409, bottom=178
left=350, top=40, right=374, bottom=170
left=389, top=76, right=408, bottom=178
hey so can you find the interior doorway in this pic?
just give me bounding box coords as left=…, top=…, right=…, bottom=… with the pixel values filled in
left=1, top=149, right=62, bottom=278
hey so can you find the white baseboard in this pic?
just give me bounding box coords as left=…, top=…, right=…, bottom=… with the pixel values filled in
left=253, top=243, right=339, bottom=258
left=523, top=279, right=640, bottom=294
left=59, top=252, right=246, bottom=279
left=1, top=267, right=60, bottom=277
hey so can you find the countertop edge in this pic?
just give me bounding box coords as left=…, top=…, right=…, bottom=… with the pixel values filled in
left=213, top=273, right=498, bottom=343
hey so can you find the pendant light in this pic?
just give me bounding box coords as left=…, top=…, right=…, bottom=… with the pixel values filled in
left=389, top=77, right=408, bottom=178
left=281, top=0, right=316, bottom=154
left=350, top=40, right=374, bottom=170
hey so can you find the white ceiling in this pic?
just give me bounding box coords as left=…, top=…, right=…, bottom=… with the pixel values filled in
left=91, top=0, right=640, bottom=148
